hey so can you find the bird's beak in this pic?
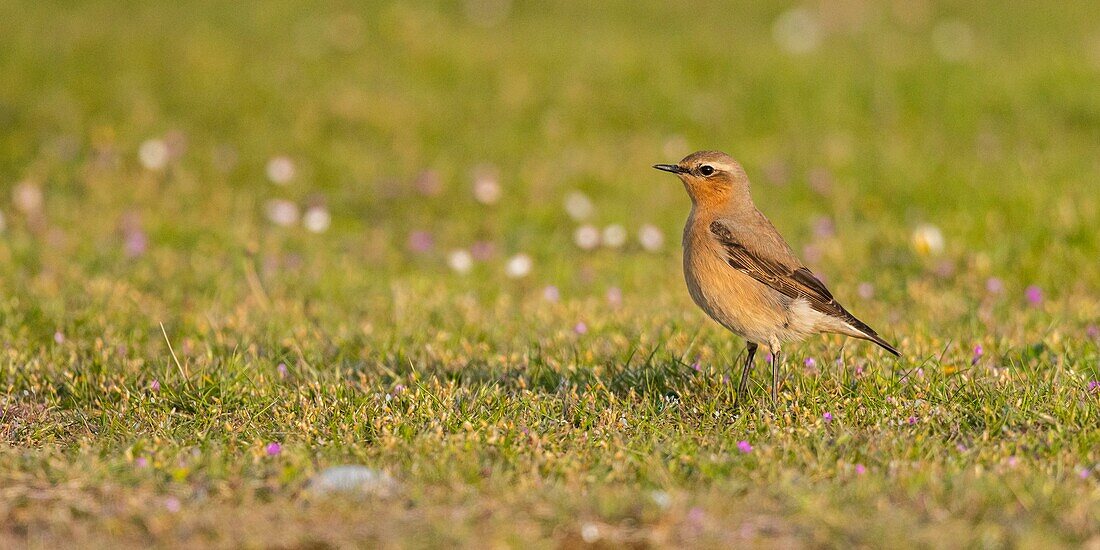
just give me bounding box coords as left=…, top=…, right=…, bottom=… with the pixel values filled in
left=653, top=164, right=686, bottom=174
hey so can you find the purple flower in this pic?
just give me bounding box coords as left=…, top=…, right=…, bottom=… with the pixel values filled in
left=855, top=364, right=865, bottom=376
left=1025, top=285, right=1043, bottom=306
left=394, top=384, right=406, bottom=394
left=407, top=230, right=434, bottom=253
left=1088, top=381, right=1099, bottom=394
left=265, top=442, right=282, bottom=456
left=573, top=322, right=588, bottom=335
left=971, top=344, right=983, bottom=365
left=737, top=440, right=753, bottom=454
left=164, top=497, right=181, bottom=513
left=822, top=412, right=833, bottom=422
left=470, top=240, right=496, bottom=261
left=53, top=331, right=65, bottom=344
left=135, top=457, right=149, bottom=468
left=1079, top=468, right=1092, bottom=480
left=691, top=359, right=701, bottom=372
left=804, top=357, right=816, bottom=369
left=150, top=379, right=160, bottom=392
left=124, top=230, right=149, bottom=257
left=277, top=363, right=288, bottom=378
left=907, top=416, right=918, bottom=425
left=854, top=464, right=866, bottom=475
left=1087, top=325, right=1099, bottom=340
left=1007, top=456, right=1019, bottom=467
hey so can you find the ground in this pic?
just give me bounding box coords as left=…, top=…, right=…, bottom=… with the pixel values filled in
left=0, top=0, right=1098, bottom=547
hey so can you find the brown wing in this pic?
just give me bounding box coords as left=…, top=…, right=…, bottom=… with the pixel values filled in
left=709, top=220, right=892, bottom=350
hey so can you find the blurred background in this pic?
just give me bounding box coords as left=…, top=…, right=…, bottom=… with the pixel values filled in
left=0, top=0, right=1097, bottom=357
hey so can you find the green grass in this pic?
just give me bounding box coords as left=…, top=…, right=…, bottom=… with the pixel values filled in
left=0, top=0, right=1098, bottom=546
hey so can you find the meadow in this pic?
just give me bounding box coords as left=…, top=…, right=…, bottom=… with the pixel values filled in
left=0, top=0, right=1098, bottom=547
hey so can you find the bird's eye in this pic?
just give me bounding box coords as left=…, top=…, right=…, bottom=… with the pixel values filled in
left=699, top=165, right=715, bottom=176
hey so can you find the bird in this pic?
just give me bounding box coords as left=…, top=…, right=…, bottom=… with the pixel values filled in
left=654, top=150, right=899, bottom=405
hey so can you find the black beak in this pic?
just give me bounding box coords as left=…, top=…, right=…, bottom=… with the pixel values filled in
left=653, top=164, right=686, bottom=174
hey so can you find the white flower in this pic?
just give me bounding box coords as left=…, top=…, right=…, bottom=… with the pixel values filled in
left=505, top=253, right=532, bottom=278
left=266, top=156, right=296, bottom=185
left=265, top=199, right=299, bottom=227
left=911, top=224, right=945, bottom=256
left=138, top=139, right=169, bottom=171
left=573, top=224, right=600, bottom=250
left=773, top=7, right=821, bottom=55
left=472, top=166, right=502, bottom=205
left=638, top=224, right=665, bottom=252
left=447, top=249, right=473, bottom=274
left=303, top=206, right=331, bottom=233
left=601, top=224, right=627, bottom=248
left=580, top=523, right=600, bottom=543
left=563, top=191, right=594, bottom=220
left=13, top=181, right=43, bottom=213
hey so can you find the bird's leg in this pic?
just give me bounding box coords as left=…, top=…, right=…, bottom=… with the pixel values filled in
left=770, top=345, right=782, bottom=405
left=736, top=342, right=758, bottom=407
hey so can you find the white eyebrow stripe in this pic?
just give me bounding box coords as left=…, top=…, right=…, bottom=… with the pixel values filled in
left=702, top=161, right=737, bottom=172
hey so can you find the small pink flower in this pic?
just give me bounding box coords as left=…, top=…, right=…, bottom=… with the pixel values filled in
left=804, top=357, right=816, bottom=369
left=164, top=497, right=181, bottom=513
left=573, top=322, right=588, bottom=335
left=150, top=379, right=160, bottom=392
left=1024, top=285, right=1043, bottom=306
left=277, top=363, right=288, bottom=378
left=135, top=457, right=149, bottom=468
left=1079, top=468, right=1091, bottom=480
left=124, top=230, right=149, bottom=257
left=1007, top=456, right=1019, bottom=467
left=543, top=286, right=560, bottom=302
left=265, top=442, right=282, bottom=456
left=54, top=331, right=65, bottom=344
left=855, top=464, right=866, bottom=475
left=606, top=287, right=623, bottom=306
left=985, top=277, right=1004, bottom=294
left=407, top=230, right=434, bottom=253
left=971, top=344, right=983, bottom=365
left=1088, top=381, right=1099, bottom=394
left=470, top=240, right=496, bottom=261
left=691, top=359, right=701, bottom=372
left=737, top=440, right=753, bottom=454
left=855, top=364, right=865, bottom=376
left=822, top=412, right=833, bottom=422
left=907, top=416, right=918, bottom=425
left=1087, top=325, right=1099, bottom=340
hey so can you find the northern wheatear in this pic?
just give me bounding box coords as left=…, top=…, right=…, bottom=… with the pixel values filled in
left=654, top=150, right=899, bottom=404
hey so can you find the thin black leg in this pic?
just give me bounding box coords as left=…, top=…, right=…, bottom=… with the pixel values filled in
left=770, top=349, right=781, bottom=405
left=736, top=342, right=757, bottom=406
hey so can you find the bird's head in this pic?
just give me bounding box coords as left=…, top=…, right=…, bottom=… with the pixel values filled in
left=653, top=150, right=751, bottom=209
